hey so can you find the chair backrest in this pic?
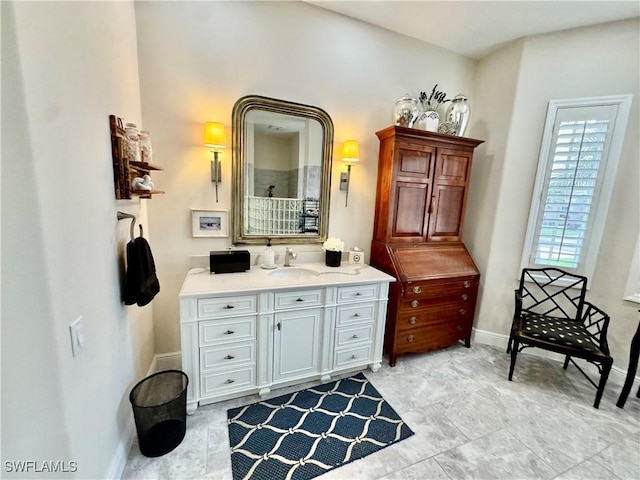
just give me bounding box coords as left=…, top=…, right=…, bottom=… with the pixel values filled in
left=518, top=268, right=587, bottom=321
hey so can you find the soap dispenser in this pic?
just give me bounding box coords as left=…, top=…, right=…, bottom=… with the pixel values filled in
left=263, top=238, right=275, bottom=268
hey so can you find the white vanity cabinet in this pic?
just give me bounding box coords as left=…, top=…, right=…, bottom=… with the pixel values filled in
left=179, top=264, right=394, bottom=414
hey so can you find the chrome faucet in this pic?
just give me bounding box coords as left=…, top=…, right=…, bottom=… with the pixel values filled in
left=284, top=248, right=297, bottom=267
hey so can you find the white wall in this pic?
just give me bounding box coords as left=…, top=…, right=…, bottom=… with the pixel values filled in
left=135, top=1, right=476, bottom=353
left=2, top=2, right=155, bottom=478
left=470, top=19, right=639, bottom=368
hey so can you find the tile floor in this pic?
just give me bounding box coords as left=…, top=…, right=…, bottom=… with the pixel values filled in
left=122, top=344, right=640, bottom=479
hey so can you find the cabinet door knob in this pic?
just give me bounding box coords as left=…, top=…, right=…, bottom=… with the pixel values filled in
left=352, top=334, right=360, bottom=339
left=463, top=281, right=471, bottom=288
left=224, top=354, right=235, bottom=360
left=224, top=379, right=235, bottom=384
left=461, top=294, right=468, bottom=301
left=407, top=335, right=415, bottom=343
left=223, top=304, right=235, bottom=309
left=412, top=286, right=422, bottom=294
left=411, top=300, right=419, bottom=308
left=224, top=330, right=235, bottom=335
left=296, top=298, right=304, bottom=302
left=409, top=316, right=417, bottom=325
left=459, top=308, right=467, bottom=316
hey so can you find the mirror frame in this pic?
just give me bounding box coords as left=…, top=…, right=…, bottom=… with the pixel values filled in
left=232, top=95, right=333, bottom=245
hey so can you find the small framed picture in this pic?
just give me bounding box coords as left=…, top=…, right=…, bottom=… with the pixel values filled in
left=191, top=209, right=229, bottom=237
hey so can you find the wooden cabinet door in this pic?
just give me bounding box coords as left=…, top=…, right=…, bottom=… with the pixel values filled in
left=427, top=148, right=472, bottom=242
left=387, top=143, right=434, bottom=242
left=273, top=308, right=322, bottom=382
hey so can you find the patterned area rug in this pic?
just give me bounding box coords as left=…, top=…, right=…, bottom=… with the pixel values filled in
left=227, top=373, right=413, bottom=480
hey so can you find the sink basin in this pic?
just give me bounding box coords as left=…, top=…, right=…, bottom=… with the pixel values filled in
left=269, top=268, right=319, bottom=280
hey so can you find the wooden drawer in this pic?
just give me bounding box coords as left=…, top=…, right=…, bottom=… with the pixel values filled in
left=397, top=303, right=472, bottom=332
left=199, top=317, right=256, bottom=346
left=334, top=345, right=372, bottom=368
left=336, top=303, right=376, bottom=326
left=336, top=284, right=379, bottom=304
left=197, top=294, right=257, bottom=319
left=335, top=324, right=374, bottom=348
left=399, top=293, right=476, bottom=314
left=274, top=289, right=323, bottom=310
left=403, top=276, right=478, bottom=299
left=393, top=319, right=471, bottom=353
left=200, top=365, right=256, bottom=397
left=200, top=342, right=255, bottom=372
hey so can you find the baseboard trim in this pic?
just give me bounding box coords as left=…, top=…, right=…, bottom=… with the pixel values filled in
left=154, top=351, right=182, bottom=372
left=472, top=327, right=638, bottom=386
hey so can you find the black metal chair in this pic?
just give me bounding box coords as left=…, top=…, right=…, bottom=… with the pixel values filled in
left=507, top=268, right=613, bottom=408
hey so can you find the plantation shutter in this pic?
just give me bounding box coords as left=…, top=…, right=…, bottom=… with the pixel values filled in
left=530, top=104, right=619, bottom=269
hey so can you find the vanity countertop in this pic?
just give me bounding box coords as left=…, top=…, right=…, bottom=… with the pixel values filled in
left=179, top=263, right=395, bottom=298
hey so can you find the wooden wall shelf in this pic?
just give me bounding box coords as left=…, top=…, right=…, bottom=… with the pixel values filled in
left=110, top=115, right=164, bottom=199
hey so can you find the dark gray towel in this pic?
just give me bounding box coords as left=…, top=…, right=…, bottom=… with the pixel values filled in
left=123, top=237, right=160, bottom=307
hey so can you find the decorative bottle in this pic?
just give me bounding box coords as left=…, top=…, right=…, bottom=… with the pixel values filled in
left=444, top=94, right=470, bottom=136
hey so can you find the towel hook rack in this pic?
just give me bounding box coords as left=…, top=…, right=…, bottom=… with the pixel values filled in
left=117, top=211, right=136, bottom=241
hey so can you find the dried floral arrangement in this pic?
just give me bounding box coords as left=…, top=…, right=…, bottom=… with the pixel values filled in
left=419, top=84, right=451, bottom=112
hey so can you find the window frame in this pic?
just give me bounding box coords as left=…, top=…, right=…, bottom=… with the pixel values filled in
left=521, top=95, right=633, bottom=283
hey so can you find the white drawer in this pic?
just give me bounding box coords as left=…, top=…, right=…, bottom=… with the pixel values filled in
left=201, top=366, right=256, bottom=397
left=336, top=303, right=375, bottom=326
left=335, top=325, right=373, bottom=348
left=199, top=317, right=256, bottom=346
left=337, top=284, right=379, bottom=304
left=274, top=289, right=323, bottom=310
left=200, top=342, right=255, bottom=372
left=197, top=294, right=257, bottom=319
left=334, top=345, right=372, bottom=368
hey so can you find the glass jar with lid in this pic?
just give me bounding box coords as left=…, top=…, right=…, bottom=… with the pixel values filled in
left=139, top=130, right=153, bottom=163
left=125, top=123, right=141, bottom=163
left=393, top=95, right=420, bottom=128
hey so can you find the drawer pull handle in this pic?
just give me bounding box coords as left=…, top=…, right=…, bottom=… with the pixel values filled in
left=352, top=334, right=360, bottom=339
left=411, top=300, right=419, bottom=308
left=354, top=313, right=361, bottom=317
left=463, top=281, right=471, bottom=288
left=224, top=379, right=235, bottom=384
left=296, top=298, right=304, bottom=302
left=459, top=309, right=467, bottom=316
left=355, top=292, right=362, bottom=296
left=407, top=335, right=415, bottom=343
left=351, top=354, right=357, bottom=359
left=277, top=322, right=282, bottom=331
left=224, top=355, right=235, bottom=360
left=224, top=330, right=235, bottom=335
left=409, top=317, right=417, bottom=325
left=461, top=294, right=469, bottom=301
left=223, top=304, right=235, bottom=309
left=412, top=286, right=422, bottom=294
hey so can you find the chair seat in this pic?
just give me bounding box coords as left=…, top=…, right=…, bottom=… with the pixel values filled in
left=520, top=313, right=600, bottom=353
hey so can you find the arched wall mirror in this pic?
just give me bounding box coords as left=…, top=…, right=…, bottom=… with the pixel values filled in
left=232, top=95, right=333, bottom=244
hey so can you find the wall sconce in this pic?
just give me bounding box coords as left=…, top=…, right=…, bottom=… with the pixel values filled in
left=340, top=140, right=359, bottom=207
left=204, top=122, right=227, bottom=202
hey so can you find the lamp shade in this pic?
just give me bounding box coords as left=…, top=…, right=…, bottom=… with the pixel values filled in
left=341, top=140, right=359, bottom=163
left=204, top=122, right=227, bottom=148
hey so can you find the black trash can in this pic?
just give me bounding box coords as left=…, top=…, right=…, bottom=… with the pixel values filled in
left=129, top=370, right=189, bottom=457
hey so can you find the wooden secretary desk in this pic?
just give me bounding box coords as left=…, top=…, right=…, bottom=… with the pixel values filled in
left=370, top=126, right=484, bottom=366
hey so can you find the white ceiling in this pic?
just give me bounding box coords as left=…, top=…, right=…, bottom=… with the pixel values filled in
left=307, top=1, right=640, bottom=59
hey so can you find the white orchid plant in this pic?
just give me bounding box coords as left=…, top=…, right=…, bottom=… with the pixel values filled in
left=322, top=237, right=345, bottom=252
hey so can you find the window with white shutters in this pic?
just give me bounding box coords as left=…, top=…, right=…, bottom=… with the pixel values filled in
left=521, top=95, right=632, bottom=280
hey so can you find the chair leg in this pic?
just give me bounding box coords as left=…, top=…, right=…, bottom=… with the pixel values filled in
left=508, top=339, right=519, bottom=381
left=563, top=355, right=571, bottom=370
left=594, top=359, right=613, bottom=409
